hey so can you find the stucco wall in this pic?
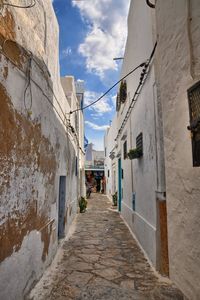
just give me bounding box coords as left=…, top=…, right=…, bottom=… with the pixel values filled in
left=116, top=0, right=161, bottom=268
left=104, top=115, right=118, bottom=200
left=0, top=2, right=79, bottom=299
left=155, top=0, right=200, bottom=298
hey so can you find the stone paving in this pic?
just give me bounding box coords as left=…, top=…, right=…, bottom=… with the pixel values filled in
left=29, top=194, right=184, bottom=300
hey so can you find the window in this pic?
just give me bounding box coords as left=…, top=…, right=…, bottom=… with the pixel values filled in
left=136, top=132, right=143, bottom=155
left=105, top=147, right=107, bottom=157
left=123, top=140, right=127, bottom=159
left=108, top=170, right=110, bottom=177
left=188, top=81, right=200, bottom=167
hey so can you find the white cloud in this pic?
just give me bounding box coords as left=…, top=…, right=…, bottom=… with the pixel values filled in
left=85, top=120, right=109, bottom=131
left=88, top=136, right=104, bottom=151
left=72, top=0, right=131, bottom=79
left=84, top=91, right=113, bottom=115
left=60, top=47, right=72, bottom=60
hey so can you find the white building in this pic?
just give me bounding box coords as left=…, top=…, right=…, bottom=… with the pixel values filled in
left=109, top=0, right=166, bottom=273
left=61, top=77, right=85, bottom=198
left=155, top=1, right=200, bottom=299
left=105, top=0, right=200, bottom=298
left=0, top=2, right=84, bottom=298
left=104, top=115, right=118, bottom=201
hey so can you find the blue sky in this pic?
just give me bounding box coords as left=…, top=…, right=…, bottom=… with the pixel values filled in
left=52, top=0, right=131, bottom=150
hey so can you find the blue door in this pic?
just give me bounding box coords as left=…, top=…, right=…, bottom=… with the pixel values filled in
left=118, top=158, right=122, bottom=212
left=58, top=176, right=66, bottom=239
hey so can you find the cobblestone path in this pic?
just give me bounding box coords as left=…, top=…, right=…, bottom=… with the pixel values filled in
left=29, top=194, right=183, bottom=300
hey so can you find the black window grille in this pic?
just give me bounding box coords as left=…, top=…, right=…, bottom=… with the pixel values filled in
left=136, top=132, right=143, bottom=155
left=187, top=81, right=200, bottom=167
left=123, top=140, right=127, bottom=159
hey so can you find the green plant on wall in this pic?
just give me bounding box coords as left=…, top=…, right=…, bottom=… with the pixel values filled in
left=119, top=80, right=127, bottom=103
left=128, top=148, right=143, bottom=160
left=79, top=197, right=87, bottom=213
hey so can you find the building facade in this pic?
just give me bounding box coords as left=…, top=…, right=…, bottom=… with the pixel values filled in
left=85, top=144, right=105, bottom=193
left=105, top=0, right=166, bottom=272
left=61, top=77, right=85, bottom=199
left=155, top=1, right=200, bottom=299
left=104, top=115, right=118, bottom=201
left=105, top=0, right=200, bottom=299
left=0, top=2, right=84, bottom=299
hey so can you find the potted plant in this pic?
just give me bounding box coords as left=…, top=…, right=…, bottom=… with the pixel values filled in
left=79, top=197, right=87, bottom=213
left=112, top=192, right=118, bottom=206
left=128, top=148, right=143, bottom=160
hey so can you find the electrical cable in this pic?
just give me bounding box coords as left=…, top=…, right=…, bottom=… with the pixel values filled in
left=1, top=39, right=68, bottom=127
left=1, top=0, right=36, bottom=8
left=24, top=54, right=33, bottom=112
left=0, top=40, right=85, bottom=153
left=69, top=62, right=146, bottom=114
left=115, top=42, right=157, bottom=140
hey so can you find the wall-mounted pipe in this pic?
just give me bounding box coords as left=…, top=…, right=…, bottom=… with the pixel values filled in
left=146, top=0, right=155, bottom=9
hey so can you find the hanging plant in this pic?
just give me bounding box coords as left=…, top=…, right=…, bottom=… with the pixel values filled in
left=128, top=148, right=143, bottom=160
left=116, top=93, right=121, bottom=111
left=119, top=80, right=127, bottom=103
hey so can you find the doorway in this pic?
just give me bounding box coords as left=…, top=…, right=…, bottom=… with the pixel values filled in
left=58, top=176, right=66, bottom=239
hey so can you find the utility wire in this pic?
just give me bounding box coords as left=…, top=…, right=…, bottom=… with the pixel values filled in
left=24, top=54, right=33, bottom=112
left=1, top=0, right=36, bottom=8
left=115, top=42, right=157, bottom=140
left=2, top=39, right=68, bottom=127
left=0, top=40, right=85, bottom=153
left=69, top=62, right=146, bottom=114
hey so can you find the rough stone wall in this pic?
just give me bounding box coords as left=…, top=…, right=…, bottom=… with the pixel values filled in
left=155, top=0, right=200, bottom=298
left=0, top=2, right=78, bottom=299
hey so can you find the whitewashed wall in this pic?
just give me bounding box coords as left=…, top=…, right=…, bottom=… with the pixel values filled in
left=104, top=115, right=118, bottom=201
left=116, top=0, right=163, bottom=268
left=156, top=0, right=200, bottom=298
left=0, top=2, right=79, bottom=299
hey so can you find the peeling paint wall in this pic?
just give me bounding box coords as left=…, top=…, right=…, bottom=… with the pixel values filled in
left=0, top=1, right=79, bottom=299
left=155, top=0, right=200, bottom=298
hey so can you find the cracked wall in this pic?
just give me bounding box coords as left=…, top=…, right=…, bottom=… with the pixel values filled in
left=0, top=1, right=78, bottom=299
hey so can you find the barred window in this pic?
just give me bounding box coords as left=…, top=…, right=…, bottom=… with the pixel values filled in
left=187, top=81, right=200, bottom=167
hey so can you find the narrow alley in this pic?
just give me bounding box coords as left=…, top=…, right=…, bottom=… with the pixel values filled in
left=29, top=194, right=183, bottom=300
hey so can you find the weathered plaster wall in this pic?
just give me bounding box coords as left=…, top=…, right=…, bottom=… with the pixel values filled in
left=156, top=0, right=200, bottom=298
left=116, top=0, right=161, bottom=268
left=0, top=2, right=78, bottom=299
